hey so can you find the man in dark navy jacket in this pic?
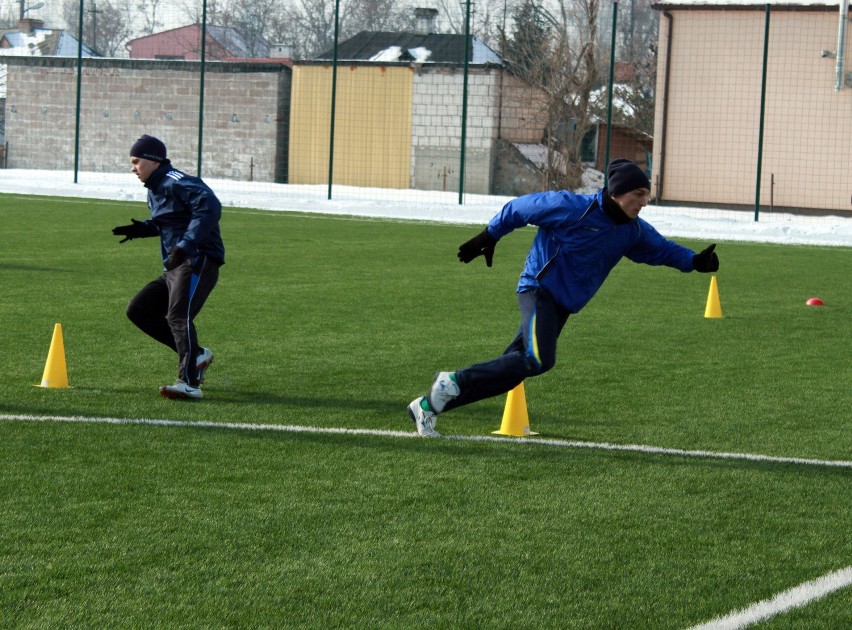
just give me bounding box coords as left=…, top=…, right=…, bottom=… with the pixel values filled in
left=113, top=135, right=225, bottom=399
left=408, top=159, right=720, bottom=437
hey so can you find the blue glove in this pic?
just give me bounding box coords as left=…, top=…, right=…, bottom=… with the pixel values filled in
left=693, top=244, right=719, bottom=273
left=458, top=229, right=497, bottom=267
left=112, top=218, right=148, bottom=244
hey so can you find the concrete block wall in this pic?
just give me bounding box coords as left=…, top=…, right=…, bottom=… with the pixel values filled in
left=2, top=57, right=547, bottom=196
left=3, top=57, right=290, bottom=182
left=410, top=66, right=500, bottom=194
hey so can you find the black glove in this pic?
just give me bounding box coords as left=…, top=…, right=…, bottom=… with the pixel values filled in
left=165, top=246, right=188, bottom=271
left=112, top=218, right=148, bottom=244
left=458, top=228, right=497, bottom=267
left=693, top=243, right=719, bottom=273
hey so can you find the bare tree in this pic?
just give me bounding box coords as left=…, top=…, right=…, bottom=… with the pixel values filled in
left=346, top=0, right=413, bottom=35
left=502, top=0, right=601, bottom=190
left=173, top=0, right=231, bottom=26
left=614, top=0, right=657, bottom=136
left=279, top=0, right=345, bottom=58
left=63, top=0, right=136, bottom=57
left=136, top=0, right=165, bottom=36
left=0, top=5, right=18, bottom=30
left=279, top=0, right=411, bottom=59
left=434, top=0, right=506, bottom=46
left=215, top=0, right=282, bottom=57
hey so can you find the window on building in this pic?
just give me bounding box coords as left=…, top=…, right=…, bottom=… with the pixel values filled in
left=581, top=127, right=597, bottom=164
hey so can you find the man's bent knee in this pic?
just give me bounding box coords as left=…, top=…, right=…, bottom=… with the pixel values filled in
left=525, top=353, right=556, bottom=376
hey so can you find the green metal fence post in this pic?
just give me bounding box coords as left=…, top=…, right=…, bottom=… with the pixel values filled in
left=197, top=0, right=208, bottom=177
left=72, top=0, right=84, bottom=183
left=196, top=0, right=207, bottom=177
left=327, top=0, right=341, bottom=200
left=458, top=0, right=472, bottom=204
left=755, top=4, right=771, bottom=222
left=604, top=1, right=618, bottom=187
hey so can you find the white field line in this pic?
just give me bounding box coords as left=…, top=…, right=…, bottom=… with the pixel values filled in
left=688, top=566, right=852, bottom=629
left=1, top=413, right=851, bottom=469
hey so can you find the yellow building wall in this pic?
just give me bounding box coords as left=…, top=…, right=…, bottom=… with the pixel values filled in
left=290, top=65, right=413, bottom=188
left=653, top=9, right=852, bottom=212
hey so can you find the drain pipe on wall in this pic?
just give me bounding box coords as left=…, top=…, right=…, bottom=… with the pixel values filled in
left=836, top=0, right=849, bottom=90
left=657, top=11, right=674, bottom=202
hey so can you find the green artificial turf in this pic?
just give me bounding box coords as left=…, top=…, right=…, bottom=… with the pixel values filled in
left=0, top=194, right=849, bottom=628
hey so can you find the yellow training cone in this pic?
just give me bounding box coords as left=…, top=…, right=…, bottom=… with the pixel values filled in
left=704, top=275, right=723, bottom=319
left=493, top=382, right=538, bottom=436
left=39, top=323, right=69, bottom=388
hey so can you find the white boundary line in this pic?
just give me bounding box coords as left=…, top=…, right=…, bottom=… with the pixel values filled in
left=2, top=414, right=850, bottom=625
left=688, top=566, right=852, bottom=629
left=1, top=413, right=850, bottom=469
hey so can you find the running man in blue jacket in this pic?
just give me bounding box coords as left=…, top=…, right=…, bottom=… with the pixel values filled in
left=112, top=135, right=225, bottom=399
left=408, top=158, right=719, bottom=437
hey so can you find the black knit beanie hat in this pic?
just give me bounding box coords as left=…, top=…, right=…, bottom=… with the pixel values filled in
left=607, top=159, right=650, bottom=196
left=130, top=135, right=167, bottom=163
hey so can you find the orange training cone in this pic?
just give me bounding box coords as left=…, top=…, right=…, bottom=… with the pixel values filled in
left=493, top=382, right=538, bottom=436
left=39, top=323, right=69, bottom=388
left=704, top=275, right=723, bottom=319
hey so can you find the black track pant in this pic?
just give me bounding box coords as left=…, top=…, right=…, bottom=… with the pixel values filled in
left=443, top=288, right=570, bottom=413
left=126, top=255, right=220, bottom=387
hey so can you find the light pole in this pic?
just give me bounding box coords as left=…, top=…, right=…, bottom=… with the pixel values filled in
left=19, top=1, right=45, bottom=21
left=88, top=0, right=102, bottom=54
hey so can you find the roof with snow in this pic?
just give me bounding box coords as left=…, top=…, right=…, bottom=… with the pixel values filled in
left=314, top=31, right=502, bottom=65
left=0, top=27, right=98, bottom=57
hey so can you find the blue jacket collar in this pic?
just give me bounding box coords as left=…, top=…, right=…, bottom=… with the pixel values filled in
left=600, top=188, right=632, bottom=224
left=144, top=160, right=173, bottom=190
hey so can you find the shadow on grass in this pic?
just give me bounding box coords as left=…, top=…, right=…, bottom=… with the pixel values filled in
left=165, top=423, right=852, bottom=477
left=202, top=389, right=402, bottom=411
left=2, top=389, right=406, bottom=418
left=3, top=403, right=849, bottom=477
left=0, top=263, right=78, bottom=273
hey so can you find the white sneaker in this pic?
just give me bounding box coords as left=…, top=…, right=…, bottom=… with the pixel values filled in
left=428, top=372, right=460, bottom=413
left=160, top=382, right=203, bottom=400
left=407, top=397, right=440, bottom=437
left=196, top=348, right=214, bottom=384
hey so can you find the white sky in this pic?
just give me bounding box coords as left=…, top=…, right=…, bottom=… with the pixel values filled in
left=1, top=168, right=850, bottom=247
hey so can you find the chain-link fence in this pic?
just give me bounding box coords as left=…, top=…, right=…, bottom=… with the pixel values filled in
left=654, top=1, right=852, bottom=220
left=1, top=0, right=850, bottom=220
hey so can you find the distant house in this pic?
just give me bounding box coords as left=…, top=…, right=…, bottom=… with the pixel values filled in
left=290, top=29, right=506, bottom=194
left=584, top=83, right=653, bottom=173
left=289, top=7, right=555, bottom=195
left=0, top=19, right=99, bottom=58
left=652, top=0, right=851, bottom=214
left=291, top=11, right=652, bottom=195
left=584, top=123, right=653, bottom=174
left=127, top=24, right=277, bottom=61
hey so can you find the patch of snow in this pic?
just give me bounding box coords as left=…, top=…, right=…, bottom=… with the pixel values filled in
left=0, top=169, right=849, bottom=247
left=369, top=46, right=402, bottom=62
left=408, top=47, right=432, bottom=62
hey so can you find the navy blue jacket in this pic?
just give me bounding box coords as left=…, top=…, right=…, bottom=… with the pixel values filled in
left=138, top=161, right=225, bottom=266
left=487, top=188, right=695, bottom=313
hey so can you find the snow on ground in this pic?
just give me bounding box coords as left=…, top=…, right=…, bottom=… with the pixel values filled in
left=1, top=169, right=850, bottom=247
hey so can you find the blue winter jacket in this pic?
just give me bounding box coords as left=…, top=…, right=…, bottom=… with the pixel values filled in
left=486, top=189, right=695, bottom=313
left=139, top=161, right=225, bottom=266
